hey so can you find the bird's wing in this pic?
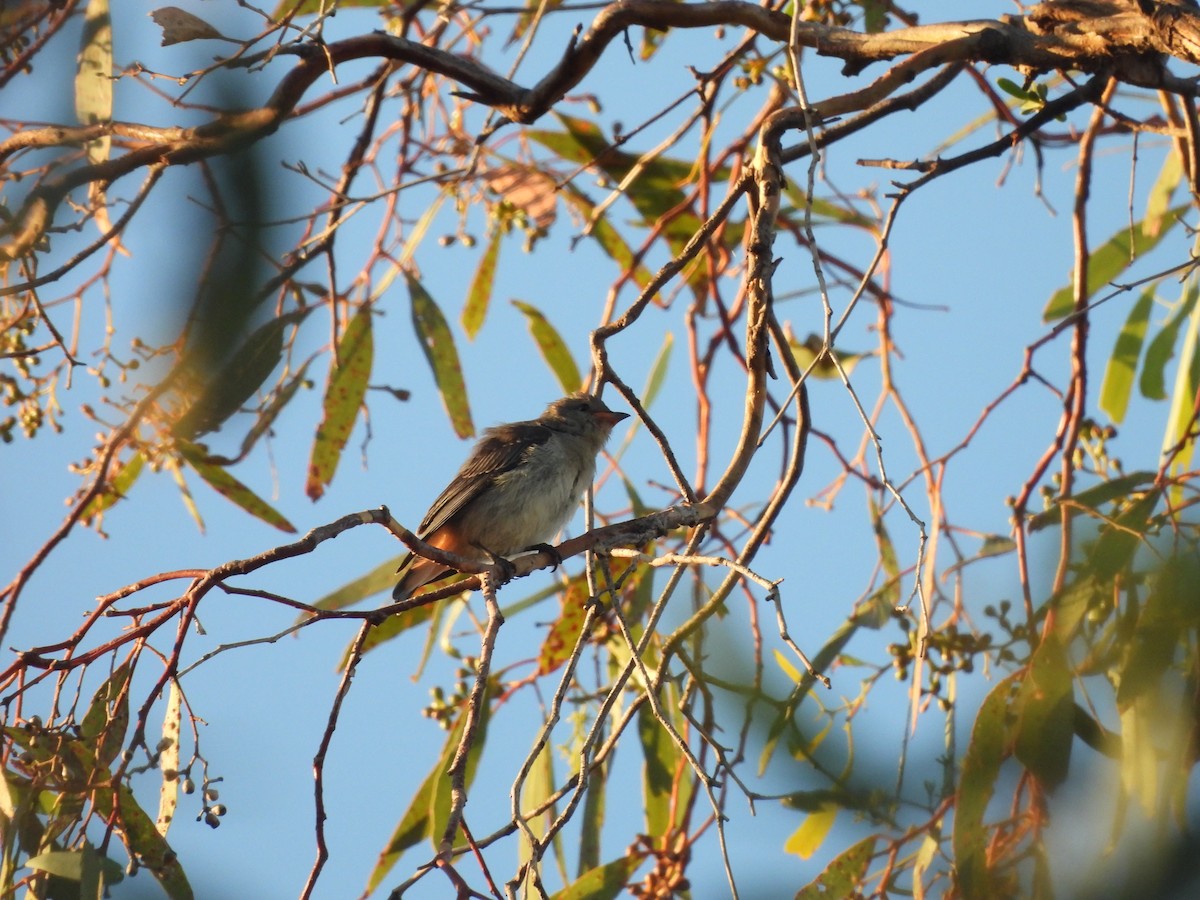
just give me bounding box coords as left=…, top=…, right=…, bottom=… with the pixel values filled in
left=416, top=421, right=552, bottom=536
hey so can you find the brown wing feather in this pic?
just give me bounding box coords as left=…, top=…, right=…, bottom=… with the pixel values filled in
left=416, top=421, right=552, bottom=536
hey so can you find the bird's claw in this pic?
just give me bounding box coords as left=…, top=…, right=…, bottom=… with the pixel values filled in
left=525, top=542, right=563, bottom=571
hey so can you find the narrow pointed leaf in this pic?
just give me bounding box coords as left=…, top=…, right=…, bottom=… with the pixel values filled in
left=174, top=311, right=305, bottom=439
left=462, top=228, right=501, bottom=339
left=1140, top=284, right=1197, bottom=400
left=513, top=300, right=581, bottom=393
left=178, top=440, right=296, bottom=532
left=94, top=783, right=192, bottom=899
left=795, top=836, right=876, bottom=899
left=306, top=306, right=373, bottom=500
left=1043, top=208, right=1186, bottom=321
left=551, top=856, right=641, bottom=900
left=157, top=680, right=182, bottom=838
left=1013, top=636, right=1074, bottom=789
left=1100, top=288, right=1155, bottom=422
left=80, top=451, right=145, bottom=526
left=954, top=674, right=1019, bottom=899
left=408, top=273, right=474, bottom=438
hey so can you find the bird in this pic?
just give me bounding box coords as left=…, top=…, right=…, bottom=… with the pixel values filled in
left=392, top=392, right=629, bottom=601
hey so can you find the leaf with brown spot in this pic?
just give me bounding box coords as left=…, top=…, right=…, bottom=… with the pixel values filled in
left=306, top=306, right=373, bottom=500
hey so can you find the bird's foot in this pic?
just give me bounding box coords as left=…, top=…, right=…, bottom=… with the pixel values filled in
left=478, top=546, right=517, bottom=583
left=524, top=542, right=563, bottom=571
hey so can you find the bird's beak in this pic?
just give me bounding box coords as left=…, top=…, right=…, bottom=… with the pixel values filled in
left=594, top=409, right=630, bottom=427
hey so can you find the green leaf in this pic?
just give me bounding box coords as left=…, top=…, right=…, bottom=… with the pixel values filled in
left=785, top=804, right=837, bottom=859
left=551, top=856, right=640, bottom=900
left=1013, top=636, right=1074, bottom=789
left=428, top=692, right=491, bottom=851
left=177, top=441, right=296, bottom=532
left=638, top=701, right=675, bottom=836
left=235, top=360, right=312, bottom=462
left=308, top=555, right=405, bottom=616
left=1100, top=288, right=1155, bottom=423
left=1086, top=489, right=1161, bottom=581
left=1043, top=209, right=1187, bottom=321
left=642, top=332, right=672, bottom=408
left=577, top=759, right=607, bottom=875
left=558, top=184, right=653, bottom=288
left=954, top=674, right=1019, bottom=900
left=1117, top=554, right=1200, bottom=707
left=81, top=662, right=131, bottom=769
left=462, top=228, right=501, bottom=339
left=93, top=784, right=192, bottom=899
left=27, top=843, right=123, bottom=894
left=80, top=451, right=145, bottom=527
left=794, top=836, right=876, bottom=899
left=1144, top=147, right=1184, bottom=236
left=1160, top=286, right=1200, bottom=481
left=306, top=306, right=373, bottom=500
left=512, top=300, right=582, bottom=394
left=1140, top=283, right=1197, bottom=400
left=870, top=499, right=900, bottom=604
left=782, top=182, right=875, bottom=229
left=408, top=273, right=474, bottom=439
left=1028, top=470, right=1158, bottom=532
left=996, top=76, right=1036, bottom=102
left=787, top=332, right=869, bottom=379
left=174, top=311, right=306, bottom=439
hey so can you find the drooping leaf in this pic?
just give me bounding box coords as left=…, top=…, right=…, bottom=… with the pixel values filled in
left=81, top=662, right=131, bottom=769
left=408, top=273, right=474, bottom=439
left=80, top=451, right=145, bottom=527
left=93, top=783, right=192, bottom=899
left=366, top=742, right=444, bottom=891
left=462, top=227, right=501, bottom=340
left=26, top=843, right=123, bottom=889
left=954, top=674, right=1019, bottom=900
left=1160, top=290, right=1200, bottom=481
left=156, top=680, right=182, bottom=838
left=309, top=555, right=406, bottom=616
left=1028, top=470, right=1157, bottom=532
left=1143, top=147, right=1184, bottom=237
left=233, top=360, right=312, bottom=462
left=513, top=300, right=582, bottom=394
left=795, top=836, right=876, bottom=899
left=785, top=804, right=837, bottom=859
left=782, top=182, right=875, bottom=229
left=177, top=440, right=296, bottom=532
left=1043, top=208, right=1187, bottom=321
left=1140, top=283, right=1197, bottom=400
left=558, top=184, right=653, bottom=288
left=174, top=311, right=306, bottom=439
left=1086, top=489, right=1161, bottom=581
left=577, top=757, right=607, bottom=876
left=1117, top=554, right=1200, bottom=707
left=1100, top=288, right=1155, bottom=423
left=642, top=332, right=672, bottom=408
left=537, top=575, right=590, bottom=676
left=1013, top=636, right=1074, bottom=790
left=637, top=700, right=679, bottom=836
left=428, top=690, right=491, bottom=852
left=551, top=856, right=640, bottom=900
left=306, top=306, right=373, bottom=500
